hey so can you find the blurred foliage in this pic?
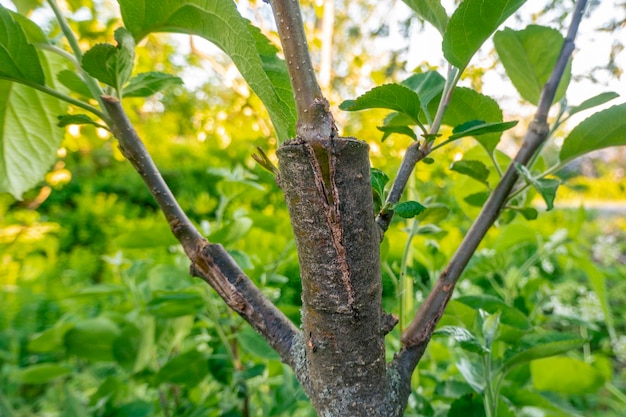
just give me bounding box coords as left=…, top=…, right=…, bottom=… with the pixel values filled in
left=1, top=0, right=626, bottom=416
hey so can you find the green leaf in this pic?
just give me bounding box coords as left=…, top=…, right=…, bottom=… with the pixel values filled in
left=81, top=27, right=135, bottom=92
left=567, top=91, right=619, bottom=117
left=10, top=11, right=48, bottom=44
left=57, top=70, right=93, bottom=98
left=113, top=319, right=155, bottom=372
left=339, top=84, right=423, bottom=124
left=481, top=310, right=500, bottom=349
left=370, top=168, right=389, bottom=200
left=28, top=322, right=74, bottom=353
left=531, top=356, right=605, bottom=394
left=442, top=88, right=505, bottom=153
left=494, top=25, right=571, bottom=105
left=118, top=0, right=295, bottom=142
left=450, top=159, right=490, bottom=185
left=457, top=295, right=531, bottom=342
left=464, top=191, right=490, bottom=207
left=443, top=0, right=526, bottom=69
left=64, top=317, right=121, bottom=361
left=377, top=125, right=417, bottom=141
left=0, top=52, right=67, bottom=199
left=115, top=401, right=154, bottom=417
left=417, top=204, right=450, bottom=223
left=447, top=392, right=486, bottom=417
left=559, top=103, right=626, bottom=164
left=13, top=363, right=72, bottom=384
left=237, top=328, right=280, bottom=360
left=434, top=326, right=488, bottom=355
left=504, top=333, right=587, bottom=372
left=0, top=6, right=45, bottom=85
left=393, top=200, right=426, bottom=218
left=401, top=70, right=446, bottom=113
left=515, top=163, right=560, bottom=210
left=123, top=72, right=183, bottom=97
left=154, top=349, right=208, bottom=387
left=402, top=0, right=448, bottom=35
left=57, top=114, right=102, bottom=128
left=147, top=291, right=205, bottom=318
left=449, top=120, right=518, bottom=140
left=509, top=206, right=538, bottom=220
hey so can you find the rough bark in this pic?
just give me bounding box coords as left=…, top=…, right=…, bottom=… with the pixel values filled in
left=277, top=137, right=403, bottom=416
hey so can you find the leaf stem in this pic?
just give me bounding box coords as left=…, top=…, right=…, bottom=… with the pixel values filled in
left=0, top=76, right=106, bottom=120
left=46, top=0, right=106, bottom=111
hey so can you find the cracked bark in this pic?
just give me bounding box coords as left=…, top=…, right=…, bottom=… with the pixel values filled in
left=278, top=138, right=402, bottom=416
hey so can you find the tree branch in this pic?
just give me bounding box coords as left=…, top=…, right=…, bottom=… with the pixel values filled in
left=101, top=96, right=301, bottom=366
left=268, top=0, right=336, bottom=141
left=393, top=0, right=588, bottom=375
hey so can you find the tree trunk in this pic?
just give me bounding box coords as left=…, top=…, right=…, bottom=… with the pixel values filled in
left=277, top=137, right=403, bottom=416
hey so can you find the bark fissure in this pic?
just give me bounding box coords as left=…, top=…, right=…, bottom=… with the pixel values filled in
left=304, top=139, right=355, bottom=312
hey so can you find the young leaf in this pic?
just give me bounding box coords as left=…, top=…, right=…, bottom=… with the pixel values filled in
left=448, top=120, right=518, bottom=140
left=57, top=114, right=103, bottom=128
left=559, top=103, right=626, bottom=164
left=81, top=27, right=135, bottom=92
left=442, top=88, right=505, bottom=153
left=393, top=200, right=426, bottom=218
left=13, top=364, right=72, bottom=384
left=123, top=72, right=183, bottom=97
left=434, top=326, right=489, bottom=355
left=450, top=159, right=490, bottom=185
left=340, top=84, right=423, bottom=124
left=118, top=0, right=295, bottom=142
left=515, top=163, right=560, bottom=210
left=503, top=333, right=586, bottom=372
left=0, top=6, right=45, bottom=85
left=464, top=191, right=490, bottom=207
left=567, top=91, right=619, bottom=117
left=494, top=25, right=571, bottom=105
left=442, top=0, right=526, bottom=70
left=371, top=168, right=390, bottom=200
left=377, top=125, right=417, bottom=142
left=401, top=0, right=448, bottom=35
left=57, top=70, right=93, bottom=98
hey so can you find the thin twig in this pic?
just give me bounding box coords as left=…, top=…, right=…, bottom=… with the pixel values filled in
left=101, top=96, right=301, bottom=364
left=376, top=66, right=461, bottom=232
left=393, top=0, right=588, bottom=376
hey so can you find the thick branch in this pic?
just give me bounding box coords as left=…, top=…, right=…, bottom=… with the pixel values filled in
left=393, top=0, right=588, bottom=377
left=101, top=96, right=300, bottom=365
left=268, top=0, right=336, bottom=141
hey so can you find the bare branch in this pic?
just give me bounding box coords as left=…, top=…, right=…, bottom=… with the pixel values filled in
left=268, top=0, right=336, bottom=142
left=101, top=96, right=300, bottom=365
left=394, top=0, right=589, bottom=374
